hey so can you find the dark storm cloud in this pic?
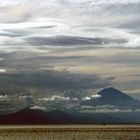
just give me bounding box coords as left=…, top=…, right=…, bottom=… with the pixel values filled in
left=0, top=70, right=114, bottom=92
left=25, top=36, right=127, bottom=46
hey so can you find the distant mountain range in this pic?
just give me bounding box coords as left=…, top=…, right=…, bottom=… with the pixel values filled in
left=0, top=87, right=140, bottom=124
left=0, top=106, right=140, bottom=124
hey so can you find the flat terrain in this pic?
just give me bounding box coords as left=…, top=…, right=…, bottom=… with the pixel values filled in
left=0, top=125, right=140, bottom=140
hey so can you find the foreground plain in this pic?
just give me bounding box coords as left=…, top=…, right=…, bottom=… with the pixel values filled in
left=0, top=125, right=140, bottom=140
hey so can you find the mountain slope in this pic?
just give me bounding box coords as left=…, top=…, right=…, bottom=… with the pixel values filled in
left=0, top=107, right=77, bottom=124
left=83, top=87, right=140, bottom=107
left=97, top=87, right=136, bottom=105
left=0, top=107, right=136, bottom=124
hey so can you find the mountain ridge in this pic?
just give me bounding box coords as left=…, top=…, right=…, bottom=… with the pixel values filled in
left=0, top=107, right=136, bottom=124
left=0, top=87, right=140, bottom=124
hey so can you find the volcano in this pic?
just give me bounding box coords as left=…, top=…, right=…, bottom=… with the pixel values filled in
left=83, top=87, right=140, bottom=107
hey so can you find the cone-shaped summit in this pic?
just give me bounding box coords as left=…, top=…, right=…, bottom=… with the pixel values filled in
left=83, top=87, right=139, bottom=106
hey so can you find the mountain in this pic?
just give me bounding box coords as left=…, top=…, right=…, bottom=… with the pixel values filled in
left=0, top=87, right=140, bottom=124
left=0, top=107, right=77, bottom=124
left=0, top=107, right=137, bottom=124
left=82, top=87, right=140, bottom=107
left=97, top=87, right=136, bottom=104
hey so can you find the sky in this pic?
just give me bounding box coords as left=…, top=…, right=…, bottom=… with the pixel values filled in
left=0, top=0, right=140, bottom=100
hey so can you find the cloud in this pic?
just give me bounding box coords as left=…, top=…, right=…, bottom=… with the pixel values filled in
left=1, top=47, right=140, bottom=71
left=80, top=104, right=133, bottom=113
left=82, top=94, right=101, bottom=101
left=25, top=36, right=127, bottom=47
left=0, top=0, right=139, bottom=100
left=38, top=91, right=102, bottom=102
left=0, top=69, right=7, bottom=73
left=0, top=29, right=29, bottom=37
left=0, top=0, right=140, bottom=6
left=0, top=57, right=4, bottom=61
left=91, top=94, right=101, bottom=98
left=0, top=5, right=31, bottom=23
left=127, top=37, right=140, bottom=47
left=39, top=95, right=70, bottom=101
left=60, top=0, right=140, bottom=5
left=0, top=0, right=139, bottom=27
left=18, top=91, right=33, bottom=99
left=30, top=105, right=45, bottom=110
left=0, top=1, right=139, bottom=48
left=18, top=91, right=34, bottom=105
left=82, top=97, right=91, bottom=101
left=0, top=95, right=8, bottom=102
left=0, top=70, right=114, bottom=95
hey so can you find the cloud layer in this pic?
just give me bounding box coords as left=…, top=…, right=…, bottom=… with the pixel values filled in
left=0, top=0, right=140, bottom=100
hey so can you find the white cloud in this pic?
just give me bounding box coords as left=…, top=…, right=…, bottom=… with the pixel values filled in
left=61, top=0, right=140, bottom=4
left=30, top=105, right=46, bottom=110
left=82, top=94, right=101, bottom=101
left=91, top=94, right=101, bottom=98
left=0, top=95, right=8, bottom=102
left=0, top=68, right=7, bottom=73
left=0, top=0, right=139, bottom=48
left=39, top=95, right=70, bottom=101
left=0, top=0, right=140, bottom=6
left=71, top=98, right=78, bottom=101
left=127, top=37, right=140, bottom=47
left=82, top=96, right=91, bottom=101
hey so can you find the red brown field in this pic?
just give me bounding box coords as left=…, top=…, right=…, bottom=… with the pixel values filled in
left=0, top=125, right=140, bottom=140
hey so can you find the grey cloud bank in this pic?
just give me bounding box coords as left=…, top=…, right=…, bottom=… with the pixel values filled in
left=25, top=36, right=127, bottom=46
left=0, top=70, right=114, bottom=95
